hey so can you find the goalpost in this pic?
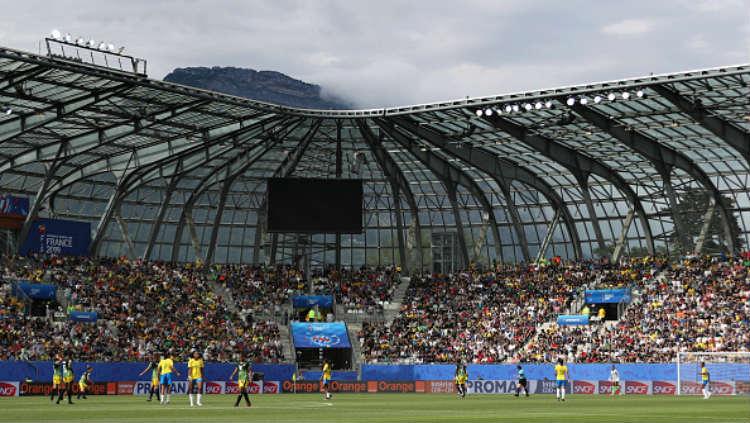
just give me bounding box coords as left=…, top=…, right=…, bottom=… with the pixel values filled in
left=677, top=352, right=750, bottom=396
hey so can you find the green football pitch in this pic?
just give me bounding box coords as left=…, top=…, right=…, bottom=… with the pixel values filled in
left=0, top=394, right=748, bottom=423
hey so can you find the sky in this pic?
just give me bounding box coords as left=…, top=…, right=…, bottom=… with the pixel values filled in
left=0, top=0, right=748, bottom=108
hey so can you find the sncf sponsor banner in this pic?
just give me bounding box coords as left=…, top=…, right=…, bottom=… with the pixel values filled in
left=572, top=380, right=597, bottom=395
left=681, top=381, right=735, bottom=396
left=225, top=381, right=264, bottom=395
left=624, top=380, right=652, bottom=395
left=597, top=381, right=622, bottom=395
left=652, top=381, right=677, bottom=395
left=0, top=381, right=19, bottom=397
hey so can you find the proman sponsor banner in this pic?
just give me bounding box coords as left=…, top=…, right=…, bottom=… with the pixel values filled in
left=652, top=381, right=677, bottom=395
left=0, top=381, right=19, bottom=397
left=134, top=380, right=265, bottom=395
left=467, top=380, right=519, bottom=394
left=624, top=380, right=652, bottom=395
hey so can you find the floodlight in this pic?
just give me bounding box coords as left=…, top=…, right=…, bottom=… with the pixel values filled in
left=579, top=97, right=589, bottom=105
left=484, top=108, right=493, bottom=116
left=607, top=93, right=616, bottom=101
left=544, top=100, right=553, bottom=108
left=3, top=107, right=12, bottom=115
left=50, top=29, right=62, bottom=40
left=504, top=105, right=512, bottom=113
left=566, top=97, right=576, bottom=106
left=636, top=89, right=645, bottom=98
left=535, top=102, right=543, bottom=110
left=64, top=33, right=72, bottom=43
left=511, top=104, right=520, bottom=112
left=523, top=103, right=533, bottom=111
left=621, top=92, right=631, bottom=100
left=75, top=37, right=85, bottom=45
left=117, top=46, right=126, bottom=54
left=475, top=109, right=483, bottom=117
left=88, top=39, right=96, bottom=48
left=107, top=44, right=116, bottom=52
left=593, top=95, right=602, bottom=104
left=98, top=42, right=107, bottom=50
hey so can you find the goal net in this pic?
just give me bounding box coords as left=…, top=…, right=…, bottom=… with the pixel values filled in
left=677, top=352, right=750, bottom=396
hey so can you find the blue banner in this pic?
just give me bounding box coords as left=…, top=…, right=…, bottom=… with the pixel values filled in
left=69, top=311, right=98, bottom=322
left=16, top=282, right=56, bottom=300
left=292, top=295, right=334, bottom=309
left=585, top=288, right=631, bottom=304
left=291, top=322, right=351, bottom=349
left=19, top=218, right=91, bottom=256
left=0, top=194, right=29, bottom=217
left=557, top=314, right=589, bottom=326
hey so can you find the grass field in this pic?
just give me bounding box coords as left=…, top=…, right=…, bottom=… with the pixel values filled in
left=0, top=394, right=748, bottom=423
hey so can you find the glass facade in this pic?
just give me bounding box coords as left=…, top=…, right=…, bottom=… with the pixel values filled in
left=1, top=47, right=748, bottom=269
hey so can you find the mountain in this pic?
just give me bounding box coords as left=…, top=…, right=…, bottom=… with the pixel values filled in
left=163, top=66, right=352, bottom=110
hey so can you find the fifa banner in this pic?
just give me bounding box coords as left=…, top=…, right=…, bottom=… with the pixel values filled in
left=15, top=282, right=56, bottom=300
left=132, top=380, right=280, bottom=395
left=0, top=381, right=19, bottom=397
left=19, top=218, right=91, bottom=256
left=292, top=295, right=334, bottom=309
left=585, top=288, right=631, bottom=304
left=557, top=314, right=589, bottom=326
left=0, top=194, right=29, bottom=217
left=290, top=322, right=351, bottom=349
left=69, top=311, right=98, bottom=322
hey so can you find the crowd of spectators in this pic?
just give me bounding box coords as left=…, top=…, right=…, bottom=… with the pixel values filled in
left=519, top=256, right=750, bottom=362
left=0, top=255, right=284, bottom=363
left=359, top=261, right=606, bottom=364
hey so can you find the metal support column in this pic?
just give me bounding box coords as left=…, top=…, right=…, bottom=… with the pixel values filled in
left=612, top=209, right=635, bottom=262
left=694, top=197, right=716, bottom=254
left=536, top=210, right=561, bottom=263
left=445, top=182, right=470, bottom=268
left=114, top=213, right=137, bottom=258
left=578, top=177, right=607, bottom=252
left=185, top=213, right=203, bottom=261
left=500, top=184, right=531, bottom=262
left=142, top=171, right=179, bottom=260
left=205, top=168, right=232, bottom=264
left=335, top=120, right=343, bottom=269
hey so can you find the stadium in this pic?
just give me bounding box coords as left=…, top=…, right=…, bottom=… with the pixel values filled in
left=0, top=3, right=749, bottom=423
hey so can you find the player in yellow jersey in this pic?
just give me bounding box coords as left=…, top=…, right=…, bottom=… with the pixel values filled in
left=700, top=362, right=711, bottom=399
left=320, top=359, right=332, bottom=400
left=187, top=351, right=205, bottom=407
left=158, top=351, right=180, bottom=405
left=455, top=362, right=468, bottom=399
left=554, top=358, right=568, bottom=402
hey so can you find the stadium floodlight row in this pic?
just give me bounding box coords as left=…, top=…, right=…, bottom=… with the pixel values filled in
left=0, top=43, right=748, bottom=268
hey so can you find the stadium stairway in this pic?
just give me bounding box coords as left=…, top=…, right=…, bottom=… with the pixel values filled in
left=211, top=280, right=239, bottom=314
left=277, top=324, right=295, bottom=363
left=383, top=276, right=410, bottom=324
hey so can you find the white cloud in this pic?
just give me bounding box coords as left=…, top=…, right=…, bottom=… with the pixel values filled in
left=601, top=19, right=655, bottom=36
left=0, top=0, right=747, bottom=108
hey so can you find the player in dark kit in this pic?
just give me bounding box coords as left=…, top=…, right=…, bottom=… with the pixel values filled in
left=56, top=354, right=74, bottom=404
left=515, top=365, right=530, bottom=397
left=138, top=353, right=161, bottom=402
left=229, top=354, right=252, bottom=407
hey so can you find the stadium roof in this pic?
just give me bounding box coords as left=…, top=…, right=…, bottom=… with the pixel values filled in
left=1, top=44, right=748, bottom=269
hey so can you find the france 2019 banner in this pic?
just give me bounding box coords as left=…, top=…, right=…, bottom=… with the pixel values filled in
left=291, top=322, right=351, bottom=349
left=19, top=218, right=91, bottom=256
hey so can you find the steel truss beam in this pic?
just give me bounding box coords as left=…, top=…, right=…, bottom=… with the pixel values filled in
left=376, top=119, right=501, bottom=265
left=484, top=114, right=655, bottom=257
left=652, top=84, right=750, bottom=166
left=612, top=208, right=635, bottom=262
left=171, top=118, right=301, bottom=262
left=389, top=116, right=583, bottom=261
left=536, top=210, right=561, bottom=263
left=114, top=212, right=136, bottom=258
left=573, top=104, right=736, bottom=253
left=356, top=119, right=424, bottom=271
left=89, top=115, right=289, bottom=258
left=142, top=167, right=180, bottom=260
